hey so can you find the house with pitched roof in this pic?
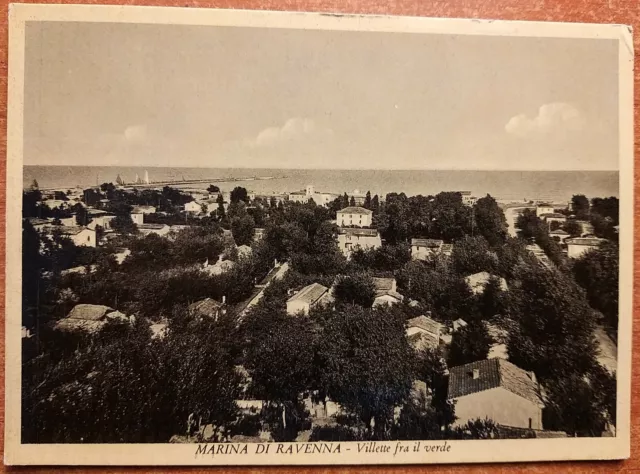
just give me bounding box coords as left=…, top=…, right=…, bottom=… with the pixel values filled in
left=566, top=236, right=606, bottom=259
left=448, top=359, right=544, bottom=430
left=549, top=228, right=570, bottom=243
left=337, top=206, right=373, bottom=228
left=337, top=228, right=381, bottom=257
left=411, top=238, right=447, bottom=261
left=286, top=283, right=331, bottom=316
left=372, top=277, right=404, bottom=307
left=55, top=304, right=130, bottom=333
left=406, top=315, right=442, bottom=350
left=188, top=298, right=226, bottom=320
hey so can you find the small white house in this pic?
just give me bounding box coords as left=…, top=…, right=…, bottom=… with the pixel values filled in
left=411, top=238, right=445, bottom=261
left=536, top=203, right=555, bottom=217
left=286, top=283, right=330, bottom=316
left=566, top=236, right=605, bottom=259
left=337, top=206, right=373, bottom=228
left=337, top=228, right=381, bottom=257
left=130, top=212, right=145, bottom=225
left=448, top=359, right=544, bottom=430
left=184, top=201, right=205, bottom=214
left=60, top=227, right=97, bottom=247
left=372, top=277, right=404, bottom=308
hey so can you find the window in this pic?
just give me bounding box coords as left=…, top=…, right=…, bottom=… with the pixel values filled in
left=528, top=418, right=532, bottom=429
left=87, top=236, right=90, bottom=242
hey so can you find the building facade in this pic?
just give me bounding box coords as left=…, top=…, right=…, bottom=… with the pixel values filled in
left=337, top=228, right=382, bottom=257
left=566, top=236, right=605, bottom=258
left=336, top=206, right=373, bottom=228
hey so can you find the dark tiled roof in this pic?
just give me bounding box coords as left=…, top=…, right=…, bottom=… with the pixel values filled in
left=448, top=359, right=541, bottom=405
left=338, top=228, right=379, bottom=237
left=407, top=315, right=442, bottom=335
left=550, top=229, right=569, bottom=235
left=189, top=298, right=224, bottom=318
left=411, top=238, right=443, bottom=248
left=287, top=283, right=328, bottom=305
left=61, top=226, right=92, bottom=236
left=338, top=206, right=373, bottom=215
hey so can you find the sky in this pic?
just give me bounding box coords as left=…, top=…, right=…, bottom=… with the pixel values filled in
left=23, top=21, right=620, bottom=170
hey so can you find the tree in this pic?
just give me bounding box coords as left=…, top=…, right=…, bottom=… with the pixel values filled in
left=590, top=197, right=619, bottom=225
left=230, top=187, right=248, bottom=204
left=477, top=275, right=508, bottom=320
left=543, top=373, right=607, bottom=436
left=451, top=235, right=496, bottom=275
left=571, top=194, right=590, bottom=220
left=573, top=242, right=619, bottom=332
left=447, top=320, right=492, bottom=367
left=515, top=209, right=539, bottom=240
left=111, top=214, right=138, bottom=235
left=74, top=206, right=92, bottom=226
left=31, top=179, right=39, bottom=190
left=364, top=191, right=372, bottom=209
left=317, top=305, right=414, bottom=438
left=473, top=195, right=508, bottom=247
left=562, top=219, right=583, bottom=237
left=371, top=195, right=380, bottom=214
left=333, top=274, right=376, bottom=307
left=245, top=315, right=315, bottom=441
left=216, top=193, right=226, bottom=218
left=507, top=268, right=598, bottom=381
left=230, top=215, right=255, bottom=246
left=23, top=190, right=44, bottom=218
left=207, top=184, right=220, bottom=193
left=349, top=196, right=356, bottom=207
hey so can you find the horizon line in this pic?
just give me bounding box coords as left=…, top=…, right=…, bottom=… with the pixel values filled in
left=23, top=164, right=620, bottom=173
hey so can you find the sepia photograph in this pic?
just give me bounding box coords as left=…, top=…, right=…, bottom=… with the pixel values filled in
left=5, top=4, right=633, bottom=465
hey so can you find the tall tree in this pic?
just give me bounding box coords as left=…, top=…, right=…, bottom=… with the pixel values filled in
left=447, top=320, right=492, bottom=367
left=573, top=241, right=619, bottom=332
left=349, top=196, right=356, bottom=207
left=371, top=195, right=380, bottom=214
left=317, top=305, right=414, bottom=438
left=230, top=186, right=248, bottom=204
left=473, top=195, right=508, bottom=247
left=333, top=274, right=376, bottom=307
left=364, top=191, right=372, bottom=209
left=571, top=194, right=590, bottom=220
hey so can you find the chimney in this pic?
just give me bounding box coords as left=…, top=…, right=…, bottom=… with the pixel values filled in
left=472, top=368, right=480, bottom=380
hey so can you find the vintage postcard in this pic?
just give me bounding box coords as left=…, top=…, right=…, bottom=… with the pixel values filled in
left=5, top=3, right=633, bottom=466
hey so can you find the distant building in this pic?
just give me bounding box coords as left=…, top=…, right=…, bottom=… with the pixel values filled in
left=536, top=203, right=555, bottom=217
left=447, top=358, right=544, bottom=430
left=138, top=223, right=171, bottom=237
left=540, top=213, right=567, bottom=224
left=55, top=304, right=130, bottom=333
left=464, top=272, right=508, bottom=295
left=337, top=206, right=373, bottom=228
left=26, top=217, right=51, bottom=231
left=348, top=189, right=367, bottom=206
left=566, top=236, right=605, bottom=259
left=406, top=315, right=442, bottom=350
left=458, top=191, right=477, bottom=207
left=411, top=238, right=444, bottom=261
left=184, top=201, right=206, bottom=214
left=288, top=185, right=336, bottom=206
left=57, top=226, right=97, bottom=247
left=337, top=228, right=382, bottom=258
left=131, top=205, right=156, bottom=215
left=188, top=298, right=226, bottom=320
left=130, top=212, right=145, bottom=226
left=549, top=229, right=570, bottom=243
left=202, top=255, right=236, bottom=275
left=87, top=214, right=116, bottom=231
left=372, top=277, right=404, bottom=307
left=286, top=283, right=331, bottom=316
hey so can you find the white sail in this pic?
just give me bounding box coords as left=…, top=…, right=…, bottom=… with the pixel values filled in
left=144, top=170, right=150, bottom=184
left=135, top=173, right=141, bottom=184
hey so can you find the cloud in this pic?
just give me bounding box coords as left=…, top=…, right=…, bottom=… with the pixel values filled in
left=123, top=124, right=148, bottom=142
left=252, top=117, right=333, bottom=147
left=505, top=103, right=585, bottom=138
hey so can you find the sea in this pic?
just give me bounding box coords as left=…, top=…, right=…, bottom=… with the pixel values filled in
left=23, top=166, right=619, bottom=203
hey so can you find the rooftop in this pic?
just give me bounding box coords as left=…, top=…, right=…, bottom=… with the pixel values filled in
left=139, top=223, right=168, bottom=230
left=67, top=304, right=114, bottom=321
left=59, top=226, right=93, bottom=236
left=540, top=213, right=566, bottom=218
left=448, top=359, right=542, bottom=406
left=338, top=206, right=373, bottom=215
left=549, top=229, right=569, bottom=235
left=407, top=315, right=442, bottom=335
left=566, top=237, right=605, bottom=246
left=287, top=283, right=329, bottom=305
left=188, top=298, right=224, bottom=318
left=411, top=238, right=444, bottom=248
left=338, top=228, right=379, bottom=237
left=373, top=277, right=395, bottom=292
left=27, top=217, right=50, bottom=226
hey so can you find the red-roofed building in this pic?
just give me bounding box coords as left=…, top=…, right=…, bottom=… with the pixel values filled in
left=448, top=359, right=544, bottom=430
